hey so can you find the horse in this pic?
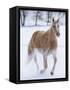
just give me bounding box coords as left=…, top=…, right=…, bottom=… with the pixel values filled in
left=28, top=17, right=60, bottom=75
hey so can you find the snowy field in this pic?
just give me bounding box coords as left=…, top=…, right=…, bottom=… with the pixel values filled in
left=20, top=25, right=66, bottom=80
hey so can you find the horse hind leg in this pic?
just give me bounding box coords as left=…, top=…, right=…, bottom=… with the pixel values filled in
left=34, top=49, right=39, bottom=70
left=40, top=54, right=48, bottom=74
left=34, top=55, right=39, bottom=70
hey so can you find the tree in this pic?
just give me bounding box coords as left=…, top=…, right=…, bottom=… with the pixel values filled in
left=20, top=11, right=23, bottom=26
left=20, top=11, right=25, bottom=26
left=47, top=11, right=52, bottom=24
left=33, top=11, right=46, bottom=26
left=35, top=11, right=39, bottom=26
left=20, top=10, right=28, bottom=26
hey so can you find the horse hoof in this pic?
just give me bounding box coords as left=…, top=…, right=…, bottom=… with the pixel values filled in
left=50, top=72, right=54, bottom=75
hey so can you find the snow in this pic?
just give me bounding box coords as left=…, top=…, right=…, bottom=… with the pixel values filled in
left=20, top=25, right=66, bottom=80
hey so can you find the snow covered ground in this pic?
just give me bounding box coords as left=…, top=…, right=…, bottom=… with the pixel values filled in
left=20, top=25, right=66, bottom=80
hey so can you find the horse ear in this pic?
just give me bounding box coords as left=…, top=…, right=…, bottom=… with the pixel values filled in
left=52, top=18, right=54, bottom=22
left=57, top=18, right=59, bottom=23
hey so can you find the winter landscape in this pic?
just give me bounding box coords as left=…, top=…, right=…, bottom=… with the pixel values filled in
left=20, top=10, right=66, bottom=80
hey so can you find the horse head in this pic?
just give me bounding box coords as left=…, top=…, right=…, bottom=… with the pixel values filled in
left=52, top=17, right=60, bottom=37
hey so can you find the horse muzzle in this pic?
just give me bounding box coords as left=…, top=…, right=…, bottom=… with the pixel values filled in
left=56, top=32, right=60, bottom=37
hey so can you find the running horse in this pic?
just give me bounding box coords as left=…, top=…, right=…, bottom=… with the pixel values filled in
left=28, top=17, right=60, bottom=75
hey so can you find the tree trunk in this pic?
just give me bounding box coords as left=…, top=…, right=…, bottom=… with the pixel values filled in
left=22, top=11, right=25, bottom=26
left=35, top=11, right=39, bottom=26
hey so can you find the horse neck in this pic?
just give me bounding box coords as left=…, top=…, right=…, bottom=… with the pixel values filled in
left=47, top=26, right=57, bottom=42
left=50, top=26, right=56, bottom=36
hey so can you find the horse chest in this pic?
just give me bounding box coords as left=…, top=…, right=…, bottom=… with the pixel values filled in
left=49, top=36, right=57, bottom=49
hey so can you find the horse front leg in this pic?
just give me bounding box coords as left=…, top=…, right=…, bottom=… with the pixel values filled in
left=50, top=54, right=57, bottom=75
left=40, top=54, right=48, bottom=74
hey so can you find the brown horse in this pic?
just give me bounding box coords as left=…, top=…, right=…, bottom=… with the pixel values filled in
left=28, top=17, right=60, bottom=75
